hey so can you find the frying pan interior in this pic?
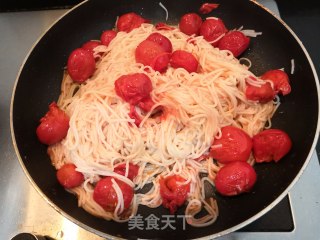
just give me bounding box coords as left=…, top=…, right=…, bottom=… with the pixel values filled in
left=11, top=0, right=319, bottom=239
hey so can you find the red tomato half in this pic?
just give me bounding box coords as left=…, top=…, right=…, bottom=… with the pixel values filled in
left=36, top=102, right=69, bottom=145
left=199, top=3, right=219, bottom=14
left=209, top=126, right=252, bottom=164
left=214, top=161, right=257, bottom=196
left=146, top=33, right=173, bottom=53
left=67, top=48, right=96, bottom=83
left=199, top=18, right=228, bottom=46
left=170, top=50, right=199, bottom=73
left=100, top=30, right=117, bottom=47
left=117, top=12, right=148, bottom=33
left=93, top=177, right=133, bottom=212
left=135, top=39, right=169, bottom=72
left=218, top=31, right=250, bottom=57
left=114, top=163, right=139, bottom=181
left=253, top=129, right=292, bottom=163
left=261, top=69, right=291, bottom=95
left=245, top=82, right=275, bottom=103
left=179, top=13, right=203, bottom=36
left=114, top=73, right=153, bottom=105
left=160, top=175, right=190, bottom=214
left=56, top=163, right=84, bottom=188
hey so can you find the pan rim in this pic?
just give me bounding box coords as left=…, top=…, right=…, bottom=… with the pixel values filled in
left=9, top=0, right=320, bottom=239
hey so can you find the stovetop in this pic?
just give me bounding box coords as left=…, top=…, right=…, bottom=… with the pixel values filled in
left=0, top=1, right=319, bottom=239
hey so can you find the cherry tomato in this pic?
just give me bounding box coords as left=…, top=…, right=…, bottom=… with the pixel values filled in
left=170, top=50, right=199, bottom=73
left=159, top=175, right=190, bottom=214
left=81, top=40, right=101, bottom=55
left=155, top=22, right=175, bottom=30
left=261, top=69, right=291, bottom=95
left=67, top=48, right=95, bottom=83
left=253, top=129, right=292, bottom=163
left=199, top=3, right=219, bottom=14
left=179, top=13, right=203, bottom=36
left=100, top=30, right=117, bottom=47
left=135, top=39, right=164, bottom=65
left=36, top=102, right=69, bottom=145
left=135, top=39, right=169, bottom=72
left=93, top=177, right=133, bottom=212
left=218, top=31, right=250, bottom=57
left=117, top=12, right=148, bottom=33
left=146, top=33, right=173, bottom=53
left=199, top=18, right=228, bottom=46
left=245, top=81, right=275, bottom=103
left=209, top=126, right=252, bottom=164
left=114, top=163, right=139, bottom=181
left=56, top=163, right=84, bottom=188
left=214, top=161, right=257, bottom=196
left=114, top=73, right=153, bottom=105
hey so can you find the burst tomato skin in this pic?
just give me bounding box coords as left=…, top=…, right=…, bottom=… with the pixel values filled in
left=114, top=163, right=139, bottom=181
left=146, top=33, right=173, bottom=53
left=179, top=13, right=203, bottom=36
left=137, top=97, right=155, bottom=112
left=93, top=177, right=133, bottom=212
left=218, top=31, right=250, bottom=57
left=159, top=175, right=190, bottom=214
left=199, top=18, right=228, bottom=46
left=128, top=105, right=142, bottom=126
left=253, top=129, right=292, bottom=163
left=155, top=22, right=175, bottom=30
left=115, top=73, right=153, bottom=126
left=246, top=82, right=275, bottom=103
left=56, top=163, right=84, bottom=188
left=199, top=3, right=219, bottom=14
left=100, top=30, right=117, bottom=47
left=261, top=69, right=291, bottom=95
left=170, top=50, right=199, bottom=73
left=150, top=52, right=171, bottom=73
left=36, top=102, right=69, bottom=145
left=117, top=12, right=148, bottom=33
left=209, top=126, right=252, bottom=164
left=67, top=48, right=96, bottom=83
left=214, top=161, right=257, bottom=196
left=114, top=73, right=153, bottom=105
left=135, top=39, right=169, bottom=72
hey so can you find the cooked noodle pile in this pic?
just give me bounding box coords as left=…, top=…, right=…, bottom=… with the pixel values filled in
left=48, top=23, right=277, bottom=227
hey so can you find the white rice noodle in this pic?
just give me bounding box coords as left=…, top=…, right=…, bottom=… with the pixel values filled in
left=291, top=59, right=295, bottom=74
left=159, top=2, right=169, bottom=21
left=240, top=29, right=263, bottom=37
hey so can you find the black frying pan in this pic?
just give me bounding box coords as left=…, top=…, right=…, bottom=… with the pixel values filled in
left=11, top=0, right=320, bottom=239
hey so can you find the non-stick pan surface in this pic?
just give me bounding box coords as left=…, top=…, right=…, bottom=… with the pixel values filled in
left=11, top=0, right=319, bottom=239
